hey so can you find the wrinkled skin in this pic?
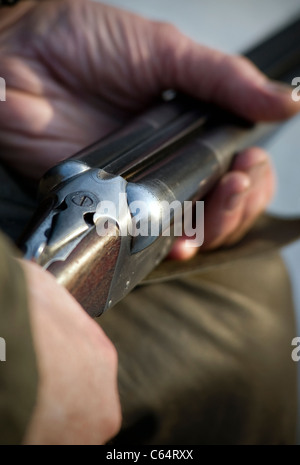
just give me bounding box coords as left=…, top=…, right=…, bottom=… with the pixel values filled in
left=0, top=0, right=299, bottom=444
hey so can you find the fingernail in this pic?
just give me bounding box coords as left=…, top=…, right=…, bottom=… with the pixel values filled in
left=264, top=80, right=294, bottom=95
left=224, top=177, right=250, bottom=211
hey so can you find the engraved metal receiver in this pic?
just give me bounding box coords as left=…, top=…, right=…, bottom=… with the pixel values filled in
left=20, top=16, right=300, bottom=317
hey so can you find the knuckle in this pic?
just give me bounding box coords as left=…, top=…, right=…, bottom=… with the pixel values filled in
left=84, top=318, right=118, bottom=364
left=93, top=324, right=119, bottom=368
left=229, top=54, right=261, bottom=76
left=105, top=339, right=119, bottom=369
left=153, top=20, right=184, bottom=57
left=151, top=20, right=186, bottom=87
left=100, top=392, right=122, bottom=442
left=153, top=20, right=180, bottom=39
left=107, top=402, right=122, bottom=438
left=230, top=54, right=251, bottom=68
left=95, top=329, right=118, bottom=359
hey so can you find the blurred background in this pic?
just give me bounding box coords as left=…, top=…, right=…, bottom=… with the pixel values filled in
left=98, top=0, right=300, bottom=439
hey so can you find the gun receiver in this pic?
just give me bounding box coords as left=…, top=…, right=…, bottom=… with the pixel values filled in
left=20, top=16, right=300, bottom=317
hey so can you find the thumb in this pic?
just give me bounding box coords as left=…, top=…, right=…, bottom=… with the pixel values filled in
left=151, top=22, right=299, bottom=121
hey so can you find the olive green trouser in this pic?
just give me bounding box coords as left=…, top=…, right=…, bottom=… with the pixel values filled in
left=101, top=254, right=296, bottom=445
left=0, top=163, right=297, bottom=445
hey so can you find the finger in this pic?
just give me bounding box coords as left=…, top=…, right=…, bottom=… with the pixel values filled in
left=168, top=171, right=250, bottom=260
left=169, top=147, right=274, bottom=260
left=224, top=148, right=275, bottom=245
left=152, top=23, right=300, bottom=121
left=203, top=147, right=275, bottom=250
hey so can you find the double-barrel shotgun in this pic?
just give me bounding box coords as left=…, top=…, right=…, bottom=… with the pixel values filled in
left=20, top=16, right=300, bottom=317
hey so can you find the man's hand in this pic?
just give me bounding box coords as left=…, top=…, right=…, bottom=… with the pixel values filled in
left=0, top=0, right=298, bottom=258
left=21, top=260, right=121, bottom=445
left=0, top=0, right=298, bottom=444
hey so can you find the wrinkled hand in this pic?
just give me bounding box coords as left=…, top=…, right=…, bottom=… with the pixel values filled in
left=21, top=260, right=121, bottom=445
left=0, top=0, right=298, bottom=258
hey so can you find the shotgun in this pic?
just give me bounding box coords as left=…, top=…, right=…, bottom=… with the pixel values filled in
left=20, top=16, right=300, bottom=317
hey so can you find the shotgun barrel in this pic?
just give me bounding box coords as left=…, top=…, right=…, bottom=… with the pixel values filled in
left=20, top=16, right=300, bottom=317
